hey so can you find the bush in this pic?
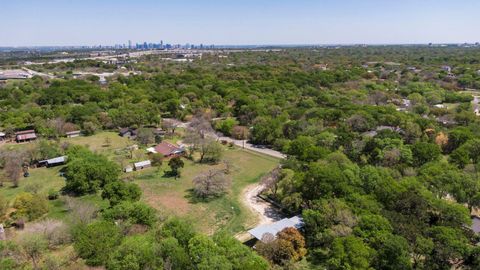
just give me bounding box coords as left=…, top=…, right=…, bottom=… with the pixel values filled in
left=47, top=189, right=59, bottom=200
left=103, top=201, right=157, bottom=227
left=102, top=181, right=141, bottom=206
left=12, top=193, right=49, bottom=221
left=73, top=221, right=122, bottom=266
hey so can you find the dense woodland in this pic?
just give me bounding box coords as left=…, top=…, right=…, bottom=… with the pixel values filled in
left=2, top=46, right=480, bottom=269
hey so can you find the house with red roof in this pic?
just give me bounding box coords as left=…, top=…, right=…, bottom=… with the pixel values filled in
left=147, top=141, right=185, bottom=157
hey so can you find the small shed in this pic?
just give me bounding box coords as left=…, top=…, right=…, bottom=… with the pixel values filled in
left=134, top=160, right=151, bottom=171
left=39, top=156, right=67, bottom=167
left=65, top=130, right=81, bottom=138
left=0, top=132, right=5, bottom=141
left=15, top=130, right=37, bottom=143
left=124, top=165, right=133, bottom=173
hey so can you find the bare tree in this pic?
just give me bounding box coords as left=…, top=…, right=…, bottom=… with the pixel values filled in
left=193, top=169, right=231, bottom=199
left=189, top=115, right=213, bottom=139
left=161, top=119, right=179, bottom=134
left=63, top=197, right=98, bottom=225
left=3, top=151, right=26, bottom=187
left=261, top=166, right=282, bottom=196
left=18, top=233, right=48, bottom=270
left=231, top=126, right=250, bottom=148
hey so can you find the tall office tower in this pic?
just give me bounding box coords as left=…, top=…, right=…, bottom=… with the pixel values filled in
left=128, top=40, right=132, bottom=49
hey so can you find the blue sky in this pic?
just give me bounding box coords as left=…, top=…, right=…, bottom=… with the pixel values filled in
left=1, top=0, right=479, bottom=46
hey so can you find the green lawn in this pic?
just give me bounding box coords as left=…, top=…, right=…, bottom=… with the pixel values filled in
left=133, top=147, right=279, bottom=235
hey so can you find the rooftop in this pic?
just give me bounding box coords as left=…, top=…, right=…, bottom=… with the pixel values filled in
left=248, top=216, right=303, bottom=242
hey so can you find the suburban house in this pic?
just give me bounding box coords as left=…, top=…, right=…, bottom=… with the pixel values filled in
left=39, top=156, right=67, bottom=167
left=65, top=130, right=81, bottom=138
left=134, top=160, right=151, bottom=171
left=15, top=130, right=37, bottom=143
left=248, top=216, right=304, bottom=243
left=147, top=141, right=185, bottom=157
left=119, top=128, right=138, bottom=139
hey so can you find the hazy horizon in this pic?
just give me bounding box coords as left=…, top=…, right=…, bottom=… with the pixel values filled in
left=2, top=0, right=480, bottom=46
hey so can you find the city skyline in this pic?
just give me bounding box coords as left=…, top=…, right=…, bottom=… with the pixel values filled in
left=2, top=0, right=480, bottom=46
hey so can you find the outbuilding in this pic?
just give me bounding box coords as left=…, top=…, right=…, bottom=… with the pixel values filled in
left=65, top=130, right=81, bottom=138
left=134, top=160, right=151, bottom=171
left=248, top=216, right=304, bottom=243
left=15, top=130, right=37, bottom=143
left=39, top=156, right=67, bottom=167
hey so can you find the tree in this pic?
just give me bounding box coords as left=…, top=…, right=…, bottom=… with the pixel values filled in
left=189, top=115, right=213, bottom=139
left=215, top=118, right=238, bottom=136
left=151, top=153, right=163, bottom=167
left=3, top=151, right=25, bottom=187
left=102, top=181, right=141, bottom=206
left=18, top=233, right=48, bottom=270
left=156, top=217, right=196, bottom=248
left=168, top=157, right=184, bottom=179
left=193, top=169, right=231, bottom=199
left=82, top=121, right=98, bottom=135
left=136, top=128, right=154, bottom=145
left=231, top=125, right=250, bottom=148
left=103, top=201, right=157, bottom=227
left=261, top=166, right=282, bottom=197
left=276, top=227, right=307, bottom=261
left=64, top=147, right=120, bottom=195
left=199, top=139, right=223, bottom=163
left=73, top=221, right=122, bottom=266
left=412, top=142, right=441, bottom=166
left=188, top=235, right=232, bottom=270
left=327, top=236, right=372, bottom=270
left=107, top=235, right=160, bottom=270
left=162, top=119, right=179, bottom=134
left=157, top=237, right=193, bottom=270
left=13, top=192, right=49, bottom=221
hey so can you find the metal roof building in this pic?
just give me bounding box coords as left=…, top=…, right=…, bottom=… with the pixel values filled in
left=248, top=216, right=303, bottom=242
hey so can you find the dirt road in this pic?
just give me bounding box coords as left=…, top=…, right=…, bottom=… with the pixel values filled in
left=243, top=183, right=283, bottom=225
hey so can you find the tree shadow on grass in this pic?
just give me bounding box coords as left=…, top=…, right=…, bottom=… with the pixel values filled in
left=184, top=188, right=224, bottom=204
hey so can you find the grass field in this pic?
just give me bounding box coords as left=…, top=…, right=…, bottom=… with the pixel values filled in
left=133, top=147, right=279, bottom=235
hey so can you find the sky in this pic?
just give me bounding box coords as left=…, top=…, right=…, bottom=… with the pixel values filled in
left=1, top=0, right=480, bottom=46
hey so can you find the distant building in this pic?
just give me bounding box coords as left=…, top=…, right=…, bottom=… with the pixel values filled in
left=147, top=142, right=184, bottom=157
left=119, top=128, right=137, bottom=139
left=15, top=130, right=37, bottom=143
left=0, top=69, right=32, bottom=80
left=0, top=132, right=5, bottom=141
left=134, top=160, right=151, bottom=171
left=65, top=130, right=81, bottom=138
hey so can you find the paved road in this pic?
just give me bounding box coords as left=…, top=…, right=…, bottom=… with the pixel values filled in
left=164, top=118, right=286, bottom=159
left=214, top=135, right=286, bottom=159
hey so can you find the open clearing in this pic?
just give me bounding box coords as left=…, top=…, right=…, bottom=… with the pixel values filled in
left=133, top=148, right=279, bottom=234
